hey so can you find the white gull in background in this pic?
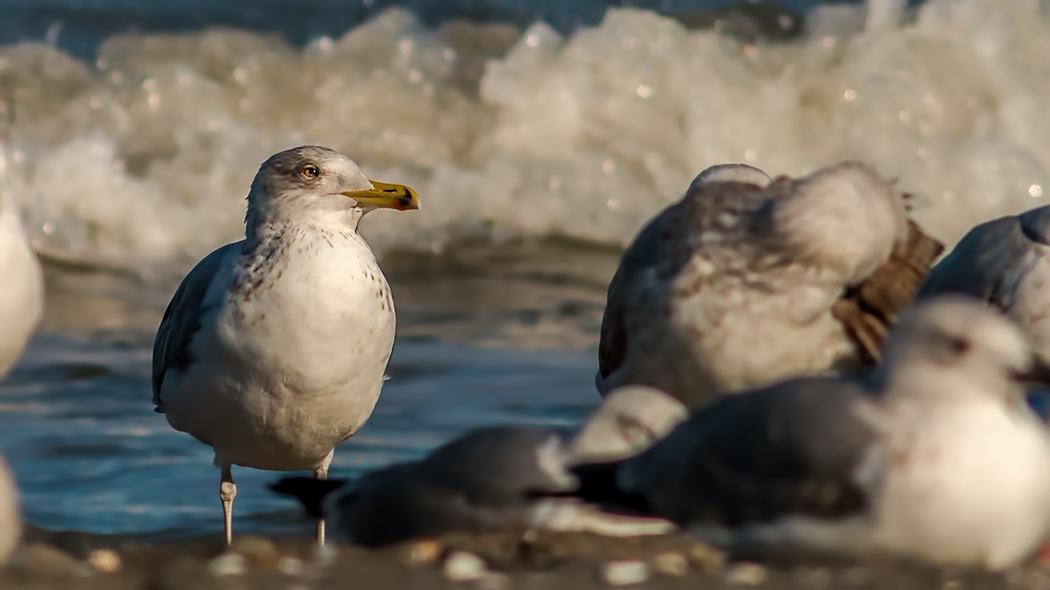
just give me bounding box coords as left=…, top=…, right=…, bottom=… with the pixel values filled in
left=594, top=297, right=1050, bottom=570
left=270, top=386, right=687, bottom=545
left=0, top=457, right=17, bottom=565
left=0, top=192, right=43, bottom=564
left=0, top=192, right=44, bottom=377
left=152, top=146, right=420, bottom=545
left=597, top=161, right=943, bottom=408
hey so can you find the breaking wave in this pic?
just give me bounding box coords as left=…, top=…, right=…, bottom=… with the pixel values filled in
left=0, top=0, right=1048, bottom=271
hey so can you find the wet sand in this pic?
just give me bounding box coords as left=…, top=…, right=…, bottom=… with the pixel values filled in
left=2, top=525, right=1045, bottom=590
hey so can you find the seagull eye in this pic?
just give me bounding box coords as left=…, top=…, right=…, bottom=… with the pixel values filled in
left=948, top=336, right=970, bottom=355
left=300, top=164, right=320, bottom=180
left=617, top=415, right=655, bottom=447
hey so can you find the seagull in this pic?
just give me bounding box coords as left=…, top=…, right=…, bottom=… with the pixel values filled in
left=0, top=194, right=44, bottom=377
left=593, top=296, right=1050, bottom=570
left=597, top=161, right=944, bottom=408
left=270, top=386, right=687, bottom=545
left=0, top=455, right=19, bottom=565
left=563, top=385, right=688, bottom=464
left=916, top=204, right=1050, bottom=364
left=152, top=145, right=419, bottom=545
left=0, top=194, right=40, bottom=565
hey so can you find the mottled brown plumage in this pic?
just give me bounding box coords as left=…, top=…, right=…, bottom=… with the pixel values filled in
left=598, top=179, right=771, bottom=381
left=833, top=219, right=946, bottom=365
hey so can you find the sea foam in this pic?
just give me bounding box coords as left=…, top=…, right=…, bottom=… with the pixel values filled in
left=0, top=0, right=1047, bottom=271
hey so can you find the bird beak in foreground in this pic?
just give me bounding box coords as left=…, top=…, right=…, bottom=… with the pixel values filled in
left=342, top=181, right=421, bottom=211
left=1012, top=356, right=1050, bottom=384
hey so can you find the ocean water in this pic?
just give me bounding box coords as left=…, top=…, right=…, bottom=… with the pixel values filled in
left=6, top=240, right=618, bottom=537
left=1, top=0, right=1050, bottom=537
left=0, top=331, right=599, bottom=537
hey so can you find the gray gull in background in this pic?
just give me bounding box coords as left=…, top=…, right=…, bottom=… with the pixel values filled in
left=917, top=204, right=1050, bottom=365
left=0, top=192, right=44, bottom=377
left=270, top=386, right=687, bottom=545
left=596, top=296, right=1050, bottom=570
left=152, top=146, right=420, bottom=545
left=598, top=161, right=944, bottom=408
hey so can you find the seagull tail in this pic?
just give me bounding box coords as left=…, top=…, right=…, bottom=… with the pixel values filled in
left=268, top=477, right=347, bottom=520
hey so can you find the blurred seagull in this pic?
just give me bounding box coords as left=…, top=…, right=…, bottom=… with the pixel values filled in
left=0, top=193, right=44, bottom=377
left=564, top=385, right=688, bottom=464
left=917, top=204, right=1050, bottom=364
left=0, top=193, right=42, bottom=566
left=270, top=386, right=687, bottom=545
left=599, top=297, right=1050, bottom=570
left=597, top=161, right=943, bottom=407
left=0, top=455, right=19, bottom=565
left=152, top=146, right=420, bottom=545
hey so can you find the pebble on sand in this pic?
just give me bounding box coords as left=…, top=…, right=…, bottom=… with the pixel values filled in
left=407, top=540, right=444, bottom=565
left=443, top=551, right=489, bottom=582
left=653, top=552, right=688, bottom=577
left=276, top=556, right=304, bottom=577
left=229, top=535, right=278, bottom=566
left=87, top=548, right=121, bottom=573
left=600, top=560, right=651, bottom=586
left=208, top=553, right=248, bottom=577
left=688, top=543, right=727, bottom=572
left=726, top=563, right=768, bottom=586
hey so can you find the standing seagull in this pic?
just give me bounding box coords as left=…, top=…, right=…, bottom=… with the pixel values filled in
left=916, top=204, right=1050, bottom=364
left=600, top=297, right=1050, bottom=570
left=0, top=192, right=44, bottom=377
left=598, top=161, right=943, bottom=407
left=152, top=146, right=419, bottom=545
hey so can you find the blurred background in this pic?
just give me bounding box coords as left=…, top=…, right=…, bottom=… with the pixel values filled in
left=0, top=0, right=1046, bottom=540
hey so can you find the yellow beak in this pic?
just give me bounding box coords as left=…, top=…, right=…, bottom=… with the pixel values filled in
left=341, top=181, right=421, bottom=211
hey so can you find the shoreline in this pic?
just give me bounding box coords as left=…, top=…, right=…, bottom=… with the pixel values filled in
left=3, top=525, right=1043, bottom=589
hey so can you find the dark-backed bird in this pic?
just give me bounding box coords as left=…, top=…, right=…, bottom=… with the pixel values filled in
left=270, top=386, right=687, bottom=545
left=917, top=204, right=1050, bottom=365
left=592, top=297, right=1050, bottom=570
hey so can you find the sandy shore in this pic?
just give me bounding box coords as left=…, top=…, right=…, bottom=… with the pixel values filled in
left=2, top=525, right=1047, bottom=589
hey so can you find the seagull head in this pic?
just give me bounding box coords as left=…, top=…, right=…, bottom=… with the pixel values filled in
left=754, top=161, right=909, bottom=283
left=245, top=145, right=419, bottom=233
left=1019, top=205, right=1050, bottom=246
left=882, top=296, right=1050, bottom=399
left=687, top=163, right=771, bottom=193
left=565, top=385, right=688, bottom=465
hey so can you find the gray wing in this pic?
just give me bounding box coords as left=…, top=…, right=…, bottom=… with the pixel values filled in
left=916, top=214, right=1034, bottom=311
left=317, top=426, right=575, bottom=546
left=419, top=426, right=577, bottom=500
left=598, top=204, right=683, bottom=385
left=152, top=242, right=242, bottom=410
left=598, top=178, right=769, bottom=390
left=617, top=377, right=880, bottom=528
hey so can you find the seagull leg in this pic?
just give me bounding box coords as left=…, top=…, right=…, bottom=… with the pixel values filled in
left=313, top=450, right=334, bottom=546
left=220, top=464, right=237, bottom=546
